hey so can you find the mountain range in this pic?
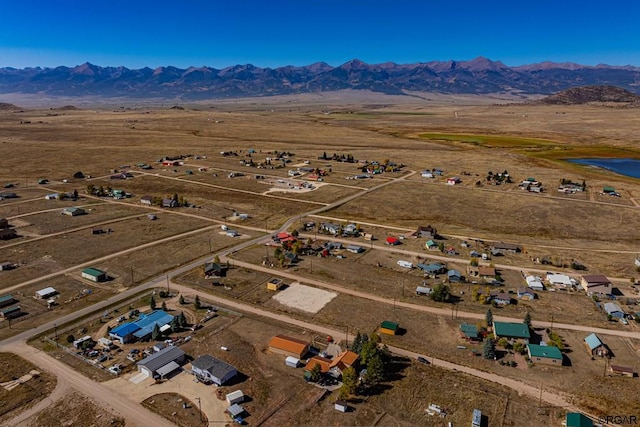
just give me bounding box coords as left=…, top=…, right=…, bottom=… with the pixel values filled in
left=1, top=57, right=640, bottom=100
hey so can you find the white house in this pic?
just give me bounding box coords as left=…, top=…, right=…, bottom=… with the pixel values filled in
left=525, top=275, right=545, bottom=291
left=546, top=273, right=573, bottom=288
left=421, top=170, right=434, bottom=178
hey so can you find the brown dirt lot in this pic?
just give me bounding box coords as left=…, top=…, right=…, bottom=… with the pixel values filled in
left=24, top=389, right=125, bottom=427
left=142, top=393, right=207, bottom=427
left=0, top=352, right=57, bottom=423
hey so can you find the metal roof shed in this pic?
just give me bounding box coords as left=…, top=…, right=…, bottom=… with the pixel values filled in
left=137, top=346, right=185, bottom=377
left=155, top=361, right=181, bottom=378
left=35, top=287, right=57, bottom=299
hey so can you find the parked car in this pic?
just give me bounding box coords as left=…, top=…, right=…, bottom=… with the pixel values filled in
left=417, top=356, right=430, bottom=365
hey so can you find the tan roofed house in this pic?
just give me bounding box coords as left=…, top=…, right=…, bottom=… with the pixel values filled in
left=268, top=335, right=310, bottom=359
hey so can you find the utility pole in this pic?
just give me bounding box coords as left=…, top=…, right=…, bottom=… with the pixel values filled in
left=130, top=266, right=134, bottom=286
left=54, top=323, right=58, bottom=342
left=209, top=237, right=212, bottom=253
left=195, top=397, right=203, bottom=423
left=345, top=326, right=348, bottom=348
left=166, top=274, right=170, bottom=294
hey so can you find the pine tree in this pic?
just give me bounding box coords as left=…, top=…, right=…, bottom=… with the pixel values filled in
left=179, top=294, right=185, bottom=305
left=170, top=316, right=180, bottom=332
left=351, top=331, right=363, bottom=353
left=194, top=295, right=201, bottom=310
left=340, top=366, right=358, bottom=397
left=364, top=354, right=385, bottom=385
left=524, top=311, right=532, bottom=328
left=483, top=338, right=496, bottom=360
left=309, top=363, right=322, bottom=382
left=486, top=309, right=493, bottom=327
left=149, top=296, right=156, bottom=310
left=151, top=323, right=161, bottom=341
left=177, top=312, right=187, bottom=328
left=161, top=301, right=167, bottom=311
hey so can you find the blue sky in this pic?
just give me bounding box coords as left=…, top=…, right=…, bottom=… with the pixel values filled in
left=1, top=1, right=639, bottom=69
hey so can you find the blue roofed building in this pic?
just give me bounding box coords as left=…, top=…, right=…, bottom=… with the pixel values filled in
left=109, top=310, right=174, bottom=344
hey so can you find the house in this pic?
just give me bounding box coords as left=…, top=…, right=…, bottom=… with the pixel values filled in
left=304, top=356, right=333, bottom=375
left=446, top=177, right=461, bottom=185
left=385, top=237, right=400, bottom=246
left=61, top=207, right=86, bottom=216
left=416, top=286, right=432, bottom=296
left=490, top=291, right=511, bottom=305
left=380, top=320, right=399, bottom=335
left=493, top=321, right=530, bottom=342
left=581, top=275, right=611, bottom=294
left=604, top=302, right=625, bottom=319
left=140, top=195, right=153, bottom=205
left=416, top=263, right=445, bottom=275
left=412, top=225, right=437, bottom=239
left=81, top=267, right=107, bottom=282
left=191, top=354, right=238, bottom=385
left=420, top=170, right=434, bottom=178
left=565, top=413, right=594, bottom=427
left=609, top=365, right=635, bottom=377
left=425, top=240, right=438, bottom=250
left=517, top=287, right=535, bottom=300
left=525, top=275, right=545, bottom=291
left=275, top=232, right=297, bottom=244
left=0, top=305, right=21, bottom=319
left=162, top=198, right=178, bottom=208
left=0, top=294, right=16, bottom=308
left=226, top=390, right=244, bottom=405
left=0, top=229, right=17, bottom=240
left=546, top=273, right=573, bottom=288
left=447, top=269, right=462, bottom=283
left=320, top=222, right=340, bottom=235
left=267, top=278, right=284, bottom=291
left=343, top=223, right=358, bottom=236
left=584, top=333, right=609, bottom=358
left=204, top=262, right=226, bottom=279
left=330, top=350, right=359, bottom=373
left=492, top=242, right=521, bottom=253
left=268, top=335, right=310, bottom=359
left=35, top=287, right=57, bottom=299
left=45, top=193, right=59, bottom=200
left=347, top=245, right=364, bottom=254
left=467, top=266, right=496, bottom=281
left=137, top=346, right=185, bottom=378
left=459, top=323, right=481, bottom=342
left=527, top=344, right=563, bottom=365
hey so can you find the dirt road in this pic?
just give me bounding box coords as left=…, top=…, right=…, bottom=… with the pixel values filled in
left=2, top=342, right=175, bottom=427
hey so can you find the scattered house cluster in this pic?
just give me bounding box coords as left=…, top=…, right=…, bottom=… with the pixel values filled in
left=318, top=222, right=359, bottom=237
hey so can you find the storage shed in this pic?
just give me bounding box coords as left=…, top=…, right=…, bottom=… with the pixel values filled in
left=225, top=390, right=244, bottom=405
left=35, top=287, right=57, bottom=299
left=380, top=320, right=399, bottom=335
left=82, top=267, right=107, bottom=282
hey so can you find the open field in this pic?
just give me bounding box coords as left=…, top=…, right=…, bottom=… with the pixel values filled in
left=24, top=389, right=125, bottom=427
left=0, top=352, right=57, bottom=423
left=141, top=393, right=207, bottom=427
left=2, top=97, right=640, bottom=422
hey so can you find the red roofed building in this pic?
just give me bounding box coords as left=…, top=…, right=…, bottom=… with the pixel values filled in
left=386, top=237, right=400, bottom=245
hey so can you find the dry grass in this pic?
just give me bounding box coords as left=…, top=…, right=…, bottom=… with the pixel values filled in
left=0, top=352, right=57, bottom=423
left=141, top=393, right=207, bottom=427
left=25, top=389, right=125, bottom=427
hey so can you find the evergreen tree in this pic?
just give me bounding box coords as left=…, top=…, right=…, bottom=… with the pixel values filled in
left=524, top=311, right=532, bottom=328
left=194, top=295, right=201, bottom=310
left=151, top=323, right=161, bottom=341
left=486, top=309, right=493, bottom=327
left=161, top=301, right=167, bottom=311
left=364, top=354, right=385, bottom=385
left=483, top=338, right=496, bottom=360
left=170, top=316, right=180, bottom=332
left=340, top=366, right=358, bottom=398
left=309, top=363, right=322, bottom=382
left=177, top=312, right=187, bottom=328
left=66, top=334, right=75, bottom=344
left=149, top=296, right=156, bottom=310
left=351, top=331, right=363, bottom=353
left=179, top=294, right=185, bottom=305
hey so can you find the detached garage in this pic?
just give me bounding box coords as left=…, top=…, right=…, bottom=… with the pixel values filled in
left=82, top=267, right=107, bottom=282
left=137, top=346, right=185, bottom=378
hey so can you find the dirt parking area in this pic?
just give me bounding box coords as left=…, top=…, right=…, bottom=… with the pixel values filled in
left=271, top=282, right=337, bottom=313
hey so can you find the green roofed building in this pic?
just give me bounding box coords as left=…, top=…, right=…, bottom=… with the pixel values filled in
left=459, top=323, right=480, bottom=341
left=603, top=186, right=615, bottom=194
left=527, top=344, right=563, bottom=366
left=566, top=412, right=593, bottom=427
left=81, top=267, right=107, bottom=282
left=380, top=321, right=399, bottom=335
left=0, top=294, right=16, bottom=308
left=493, top=321, right=530, bottom=342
